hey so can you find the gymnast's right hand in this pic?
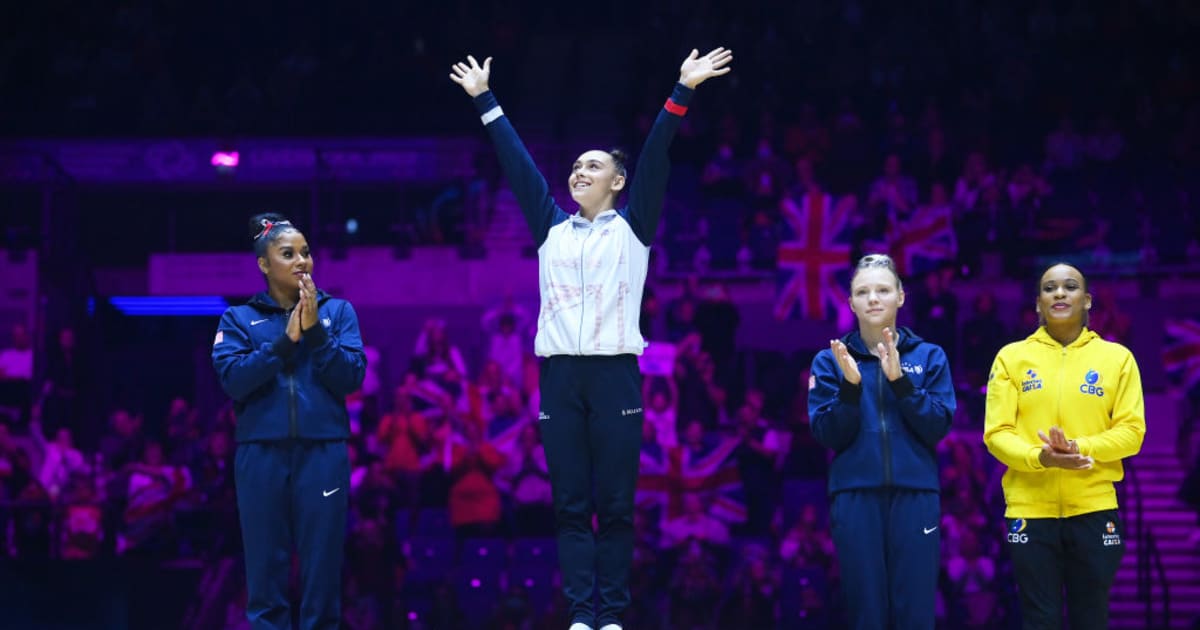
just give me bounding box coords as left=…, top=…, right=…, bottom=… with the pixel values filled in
left=449, top=55, right=492, bottom=98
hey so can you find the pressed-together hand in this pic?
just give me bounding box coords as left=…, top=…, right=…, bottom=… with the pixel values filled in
left=830, top=340, right=861, bottom=385
left=1037, top=426, right=1091, bottom=469
left=300, top=274, right=319, bottom=331
left=1039, top=426, right=1079, bottom=454
left=678, top=47, right=733, bottom=89
left=877, top=327, right=903, bottom=382
left=449, top=55, right=492, bottom=97
left=287, top=299, right=303, bottom=342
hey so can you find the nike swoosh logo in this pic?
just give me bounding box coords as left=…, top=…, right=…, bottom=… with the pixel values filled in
left=250, top=319, right=269, bottom=326
left=323, top=488, right=340, bottom=497
left=923, top=526, right=938, bottom=534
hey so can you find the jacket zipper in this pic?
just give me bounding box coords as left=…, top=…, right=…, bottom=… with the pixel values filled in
left=1057, top=345, right=1067, bottom=517
left=576, top=227, right=592, bottom=355
left=878, top=364, right=892, bottom=487
left=289, top=373, right=298, bottom=439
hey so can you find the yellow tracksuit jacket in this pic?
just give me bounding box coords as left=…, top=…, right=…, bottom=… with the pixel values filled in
left=983, top=327, right=1145, bottom=518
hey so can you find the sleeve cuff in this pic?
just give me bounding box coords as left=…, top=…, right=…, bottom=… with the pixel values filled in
left=1025, top=446, right=1046, bottom=471
left=671, top=83, right=695, bottom=107
left=1074, top=436, right=1092, bottom=457
left=472, top=91, right=502, bottom=123
left=838, top=379, right=862, bottom=404
left=888, top=374, right=915, bottom=398
left=304, top=321, right=330, bottom=346
left=271, top=335, right=299, bottom=363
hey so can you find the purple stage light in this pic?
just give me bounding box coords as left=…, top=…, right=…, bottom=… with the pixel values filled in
left=210, top=151, right=239, bottom=168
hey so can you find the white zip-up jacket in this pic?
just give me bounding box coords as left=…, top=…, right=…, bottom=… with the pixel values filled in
left=472, top=83, right=694, bottom=356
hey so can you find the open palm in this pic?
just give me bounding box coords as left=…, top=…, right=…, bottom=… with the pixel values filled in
left=679, top=47, right=733, bottom=88
left=450, top=55, right=492, bottom=97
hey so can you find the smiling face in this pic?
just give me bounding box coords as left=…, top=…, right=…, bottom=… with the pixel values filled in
left=568, top=150, right=625, bottom=211
left=1036, top=264, right=1091, bottom=328
left=257, top=229, right=312, bottom=295
left=849, top=267, right=905, bottom=329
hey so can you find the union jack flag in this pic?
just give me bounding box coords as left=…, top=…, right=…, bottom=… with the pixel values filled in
left=774, top=192, right=853, bottom=326
left=888, top=204, right=957, bottom=276
left=1164, top=319, right=1200, bottom=395
left=637, top=435, right=747, bottom=524
left=487, top=413, right=533, bottom=458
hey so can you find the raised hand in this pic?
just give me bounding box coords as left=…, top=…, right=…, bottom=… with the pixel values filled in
left=877, top=327, right=902, bottom=382
left=679, top=47, right=733, bottom=89
left=449, top=55, right=493, bottom=98
left=1038, top=426, right=1079, bottom=454
left=830, top=340, right=861, bottom=385
left=300, top=274, right=319, bottom=331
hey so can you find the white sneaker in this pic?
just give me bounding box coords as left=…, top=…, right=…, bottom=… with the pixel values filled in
left=599, top=625, right=622, bottom=630
left=568, top=624, right=593, bottom=630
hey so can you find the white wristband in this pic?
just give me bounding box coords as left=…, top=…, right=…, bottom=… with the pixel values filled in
left=480, top=106, right=504, bottom=125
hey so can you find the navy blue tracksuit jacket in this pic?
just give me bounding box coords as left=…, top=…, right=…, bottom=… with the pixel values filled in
left=808, top=327, right=955, bottom=629
left=212, top=290, right=366, bottom=630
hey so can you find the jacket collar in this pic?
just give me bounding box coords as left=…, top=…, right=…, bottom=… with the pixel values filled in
left=569, top=209, right=618, bottom=227
left=1028, top=326, right=1097, bottom=349
left=840, top=326, right=924, bottom=359
left=247, top=289, right=332, bottom=313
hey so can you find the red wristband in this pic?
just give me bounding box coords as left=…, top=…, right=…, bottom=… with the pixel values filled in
left=663, top=98, right=688, bottom=116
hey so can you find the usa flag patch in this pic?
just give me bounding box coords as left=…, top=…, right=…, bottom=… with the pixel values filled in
left=213, top=330, right=224, bottom=346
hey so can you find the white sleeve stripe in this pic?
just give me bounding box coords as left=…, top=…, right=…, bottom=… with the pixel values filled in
left=480, top=106, right=504, bottom=125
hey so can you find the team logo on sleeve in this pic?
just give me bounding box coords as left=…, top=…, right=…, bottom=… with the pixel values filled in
left=1021, top=369, right=1043, bottom=392
left=900, top=362, right=924, bottom=375
left=1006, top=518, right=1029, bottom=543
left=1079, top=369, right=1104, bottom=397
left=1102, top=520, right=1121, bottom=546
left=322, top=317, right=332, bottom=328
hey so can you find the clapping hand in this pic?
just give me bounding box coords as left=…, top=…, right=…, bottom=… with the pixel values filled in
left=1037, top=426, right=1092, bottom=470
left=830, top=340, right=861, bottom=385
left=877, top=327, right=902, bottom=382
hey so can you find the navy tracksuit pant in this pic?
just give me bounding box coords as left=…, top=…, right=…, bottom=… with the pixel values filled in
left=830, top=488, right=941, bottom=629
left=235, top=440, right=349, bottom=630
left=1006, top=510, right=1125, bottom=630
left=538, top=354, right=644, bottom=629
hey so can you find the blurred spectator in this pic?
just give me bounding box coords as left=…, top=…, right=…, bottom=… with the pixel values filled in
left=39, top=326, right=82, bottom=437
left=412, top=318, right=469, bottom=383
left=31, top=422, right=88, bottom=501
left=482, top=298, right=531, bottom=389
left=661, top=492, right=731, bottom=549
left=164, top=397, right=202, bottom=469
left=644, top=374, right=679, bottom=449
left=503, top=424, right=552, bottom=537
left=447, top=420, right=505, bottom=539
left=1084, top=114, right=1125, bottom=166
left=377, top=383, right=429, bottom=508
left=3, top=447, right=51, bottom=557
left=944, top=528, right=999, bottom=628
left=0, top=323, right=34, bottom=426
left=99, top=408, right=146, bottom=472
left=868, top=153, right=919, bottom=224
left=779, top=504, right=834, bottom=571
left=735, top=391, right=790, bottom=535
left=1043, top=116, right=1085, bottom=173
left=1088, top=285, right=1132, bottom=345
left=119, top=441, right=191, bottom=556
left=667, top=539, right=722, bottom=629
left=718, top=542, right=780, bottom=629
